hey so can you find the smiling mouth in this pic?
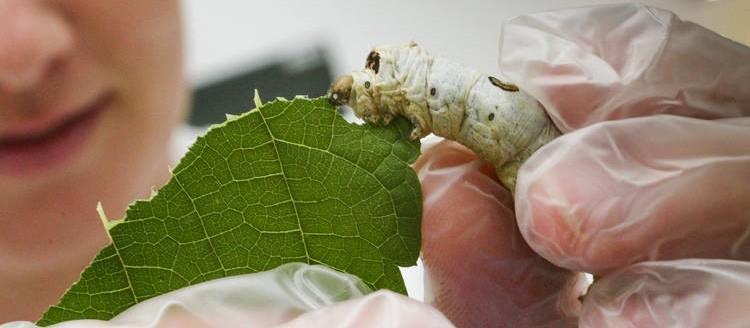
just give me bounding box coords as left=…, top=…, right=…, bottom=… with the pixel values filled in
left=0, top=92, right=115, bottom=176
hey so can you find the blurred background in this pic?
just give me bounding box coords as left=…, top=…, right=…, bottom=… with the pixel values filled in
left=182, top=0, right=749, bottom=126
left=181, top=0, right=749, bottom=299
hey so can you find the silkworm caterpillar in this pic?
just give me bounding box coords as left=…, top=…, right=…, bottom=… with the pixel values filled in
left=328, top=42, right=560, bottom=193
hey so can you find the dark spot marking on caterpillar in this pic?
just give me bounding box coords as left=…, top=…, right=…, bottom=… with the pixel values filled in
left=489, top=76, right=519, bottom=92
left=430, top=87, right=436, bottom=96
left=488, top=113, right=495, bottom=121
left=366, top=51, right=381, bottom=74
left=364, top=81, right=371, bottom=89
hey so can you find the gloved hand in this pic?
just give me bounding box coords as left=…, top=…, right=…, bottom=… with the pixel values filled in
left=1, top=263, right=453, bottom=327
left=418, top=3, right=750, bottom=327
left=415, top=139, right=587, bottom=327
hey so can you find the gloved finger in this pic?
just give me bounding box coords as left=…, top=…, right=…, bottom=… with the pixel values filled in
left=516, top=116, right=750, bottom=274
left=580, top=259, right=750, bottom=328
left=277, top=290, right=453, bottom=328
left=415, top=139, right=586, bottom=327
left=499, top=3, right=750, bottom=131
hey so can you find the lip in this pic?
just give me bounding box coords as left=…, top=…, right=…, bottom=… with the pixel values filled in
left=0, top=92, right=114, bottom=177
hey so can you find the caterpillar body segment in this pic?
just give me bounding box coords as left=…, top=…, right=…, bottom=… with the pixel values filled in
left=329, top=42, right=561, bottom=193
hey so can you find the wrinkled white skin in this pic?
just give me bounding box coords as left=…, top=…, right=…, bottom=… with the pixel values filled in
left=346, top=43, right=560, bottom=192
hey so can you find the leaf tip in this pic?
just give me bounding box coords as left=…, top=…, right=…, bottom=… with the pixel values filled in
left=96, top=202, right=118, bottom=239
left=253, top=89, right=263, bottom=108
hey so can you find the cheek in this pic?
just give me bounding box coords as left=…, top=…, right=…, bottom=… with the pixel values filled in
left=73, top=1, right=186, bottom=121
left=112, top=4, right=186, bottom=140
left=68, top=1, right=187, bottom=170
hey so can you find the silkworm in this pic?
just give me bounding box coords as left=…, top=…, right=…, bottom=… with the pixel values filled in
left=328, top=42, right=560, bottom=193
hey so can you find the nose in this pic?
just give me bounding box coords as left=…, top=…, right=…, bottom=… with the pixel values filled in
left=0, top=0, right=74, bottom=93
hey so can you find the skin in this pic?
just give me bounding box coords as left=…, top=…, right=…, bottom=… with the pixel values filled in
left=0, top=0, right=186, bottom=322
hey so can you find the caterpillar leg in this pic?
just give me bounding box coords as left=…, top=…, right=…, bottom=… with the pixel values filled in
left=381, top=113, right=394, bottom=125
left=496, top=160, right=521, bottom=195
left=405, top=103, right=431, bottom=139
left=494, top=122, right=561, bottom=194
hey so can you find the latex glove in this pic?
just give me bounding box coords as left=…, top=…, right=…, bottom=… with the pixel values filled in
left=503, top=2, right=750, bottom=275
left=2, top=263, right=452, bottom=327
left=580, top=259, right=750, bottom=327
left=415, top=138, right=587, bottom=328
left=416, top=3, right=750, bottom=327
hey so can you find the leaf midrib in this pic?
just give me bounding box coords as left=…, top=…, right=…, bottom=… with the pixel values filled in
left=256, top=101, right=312, bottom=263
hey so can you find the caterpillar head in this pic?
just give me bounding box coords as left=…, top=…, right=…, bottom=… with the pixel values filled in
left=329, top=72, right=371, bottom=119
left=329, top=69, right=384, bottom=124
left=329, top=45, right=410, bottom=125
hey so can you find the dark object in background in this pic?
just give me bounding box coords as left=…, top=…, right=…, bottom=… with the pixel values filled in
left=190, top=47, right=333, bottom=126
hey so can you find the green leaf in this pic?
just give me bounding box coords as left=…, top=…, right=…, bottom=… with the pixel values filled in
left=38, top=96, right=421, bottom=325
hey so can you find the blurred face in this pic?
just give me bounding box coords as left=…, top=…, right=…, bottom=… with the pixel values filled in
left=0, top=3, right=186, bottom=319
left=0, top=1, right=186, bottom=209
